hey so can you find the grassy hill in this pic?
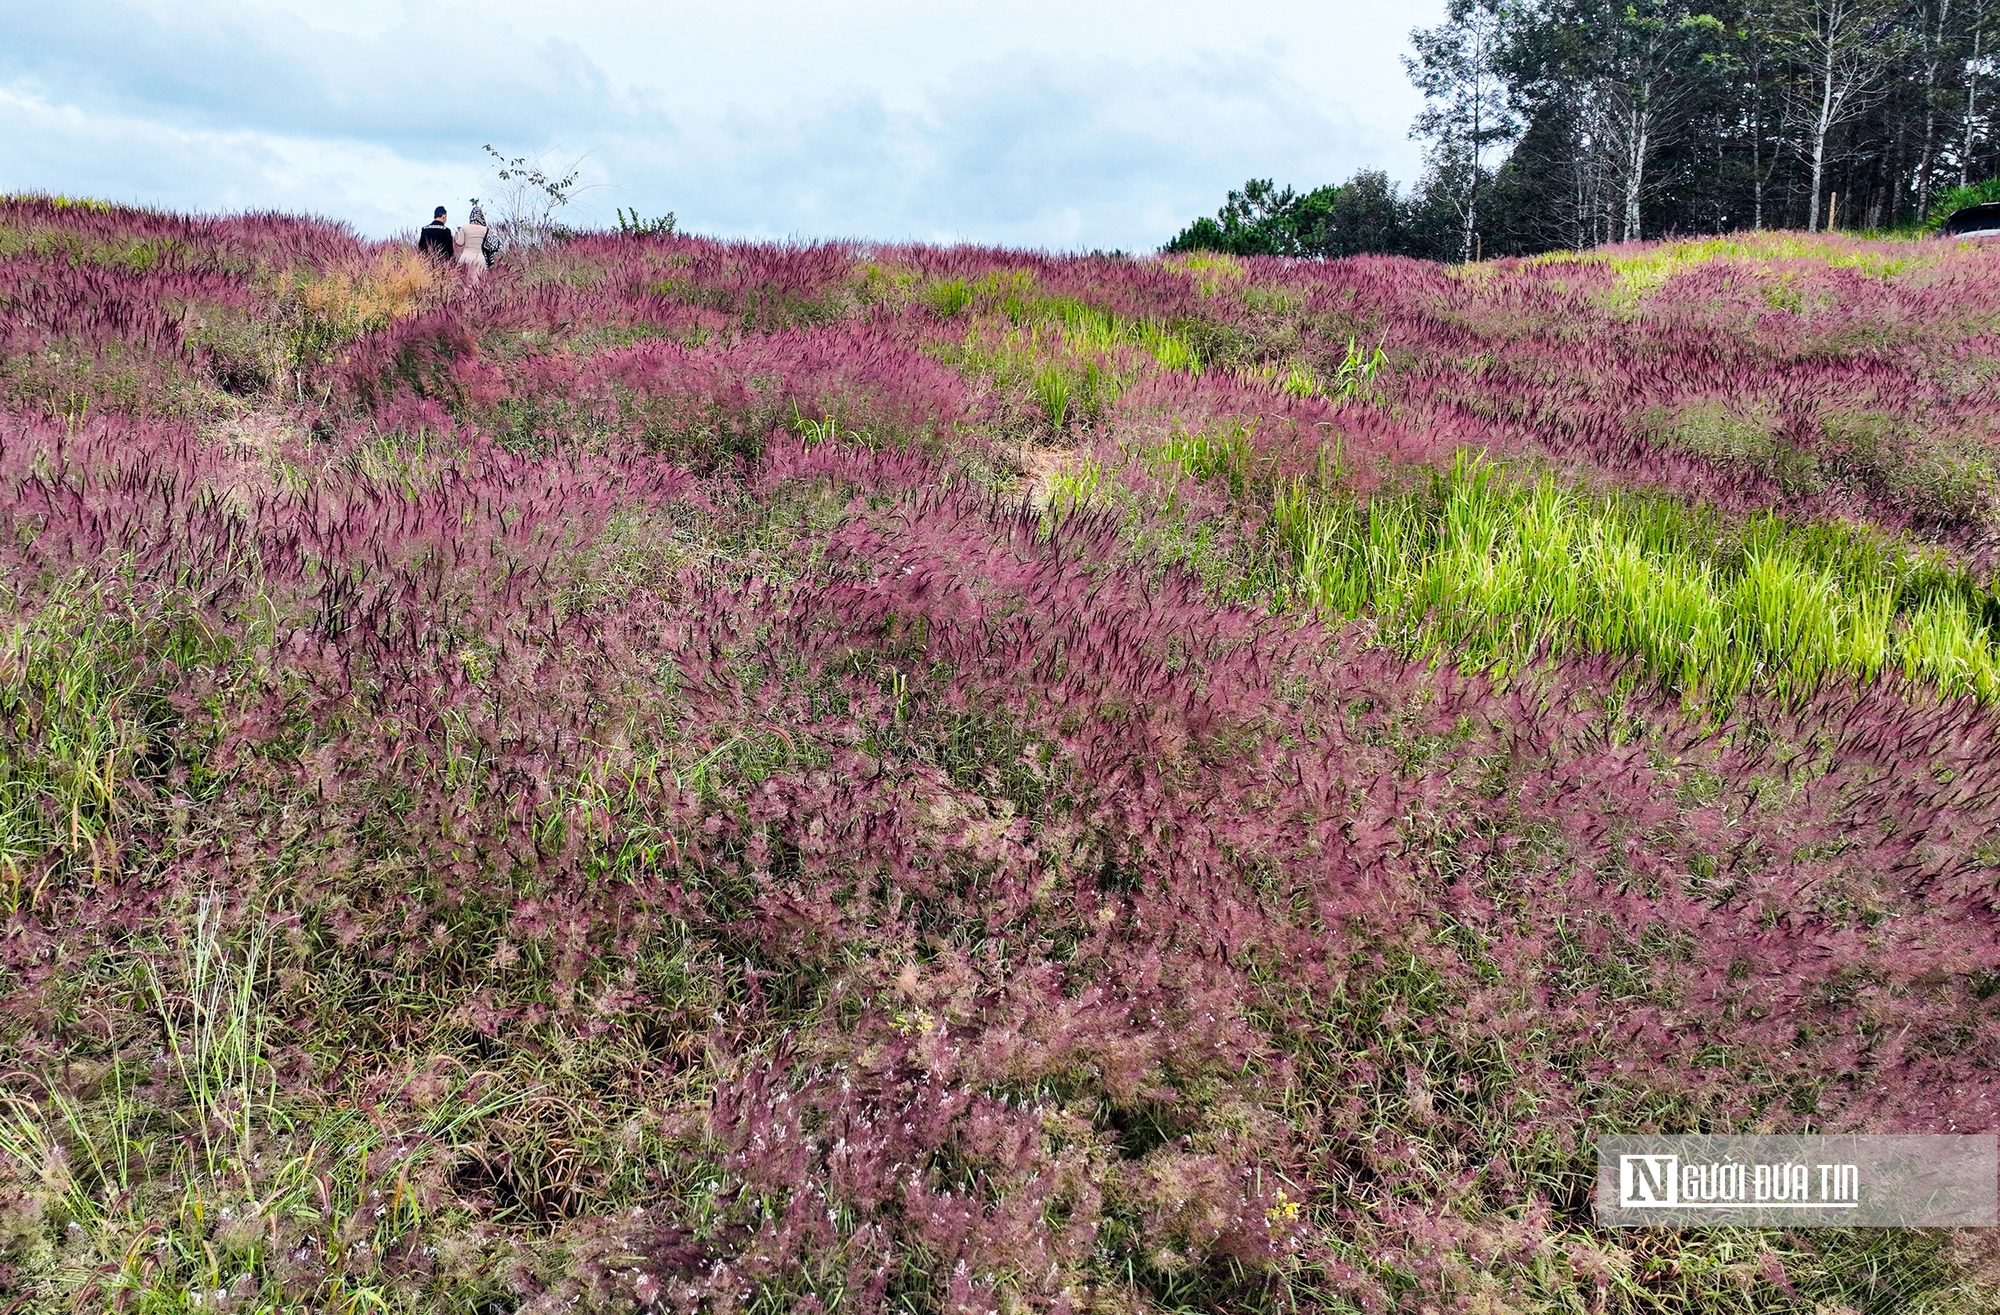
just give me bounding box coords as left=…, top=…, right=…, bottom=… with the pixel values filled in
left=1, top=196, right=1998, bottom=1312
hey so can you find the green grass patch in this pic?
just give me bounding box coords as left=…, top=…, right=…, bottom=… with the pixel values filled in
left=929, top=270, right=1202, bottom=376
left=0, top=899, right=523, bottom=1313
left=0, top=585, right=246, bottom=901
left=1533, top=233, right=1923, bottom=308
left=1161, top=251, right=1248, bottom=297
left=1274, top=454, right=2000, bottom=706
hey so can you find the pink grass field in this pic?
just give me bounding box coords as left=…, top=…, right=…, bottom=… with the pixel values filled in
left=1, top=197, right=1999, bottom=1312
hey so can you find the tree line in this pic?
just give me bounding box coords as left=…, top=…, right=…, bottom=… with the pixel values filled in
left=1167, top=0, right=2000, bottom=259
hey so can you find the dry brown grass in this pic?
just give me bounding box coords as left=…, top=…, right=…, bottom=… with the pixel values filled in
left=299, top=246, right=447, bottom=333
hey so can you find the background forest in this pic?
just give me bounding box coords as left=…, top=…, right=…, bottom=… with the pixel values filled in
left=1169, top=0, right=2000, bottom=259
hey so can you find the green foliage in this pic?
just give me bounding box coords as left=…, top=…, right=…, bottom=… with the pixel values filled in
left=1041, top=457, right=1103, bottom=530
left=934, top=273, right=1200, bottom=444
left=614, top=207, right=678, bottom=237
left=1031, top=366, right=1072, bottom=432
left=1395, top=0, right=2000, bottom=251
left=1279, top=361, right=1320, bottom=399
left=923, top=277, right=972, bottom=317
left=1153, top=422, right=1258, bottom=496
left=1275, top=453, right=2000, bottom=707
left=790, top=407, right=844, bottom=446
left=944, top=275, right=1200, bottom=373
left=1243, top=339, right=1384, bottom=405
left=1923, top=177, right=2000, bottom=233
left=1332, top=335, right=1386, bottom=400
left=2, top=192, right=113, bottom=213
left=1561, top=233, right=1919, bottom=307
left=1042, top=296, right=1200, bottom=373
left=1819, top=409, right=1996, bottom=528
left=1163, top=171, right=1418, bottom=258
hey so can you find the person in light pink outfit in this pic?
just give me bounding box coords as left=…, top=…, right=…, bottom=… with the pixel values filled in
left=453, top=205, right=493, bottom=286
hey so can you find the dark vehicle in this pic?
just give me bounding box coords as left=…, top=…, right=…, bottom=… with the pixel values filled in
left=1939, top=201, right=2000, bottom=239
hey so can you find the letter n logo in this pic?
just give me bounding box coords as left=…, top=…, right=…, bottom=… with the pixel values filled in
left=1620, top=1154, right=1679, bottom=1207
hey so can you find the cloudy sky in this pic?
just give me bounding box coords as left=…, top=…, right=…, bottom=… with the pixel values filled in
left=0, top=0, right=1445, bottom=251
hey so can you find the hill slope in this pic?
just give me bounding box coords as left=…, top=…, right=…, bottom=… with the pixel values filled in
left=1, top=199, right=1998, bottom=1312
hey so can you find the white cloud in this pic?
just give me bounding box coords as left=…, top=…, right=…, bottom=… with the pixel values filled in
left=0, top=87, right=482, bottom=233
left=0, top=1, right=624, bottom=146
left=598, top=48, right=1407, bottom=250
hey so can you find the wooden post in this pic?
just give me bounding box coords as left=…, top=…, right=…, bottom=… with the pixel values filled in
left=1829, top=192, right=1839, bottom=231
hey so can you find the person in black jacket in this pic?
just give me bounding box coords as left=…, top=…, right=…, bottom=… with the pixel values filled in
left=417, top=206, right=453, bottom=261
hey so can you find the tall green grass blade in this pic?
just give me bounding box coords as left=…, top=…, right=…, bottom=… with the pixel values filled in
left=1276, top=455, right=2000, bottom=707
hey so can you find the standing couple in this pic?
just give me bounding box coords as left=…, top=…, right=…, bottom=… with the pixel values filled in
left=417, top=205, right=499, bottom=284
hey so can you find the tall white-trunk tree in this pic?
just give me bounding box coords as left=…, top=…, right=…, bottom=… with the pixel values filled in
left=1407, top=0, right=1519, bottom=262
left=1962, top=19, right=1993, bottom=186
left=1913, top=0, right=1955, bottom=213
left=1787, top=0, right=1896, bottom=230
left=1576, top=4, right=1720, bottom=243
